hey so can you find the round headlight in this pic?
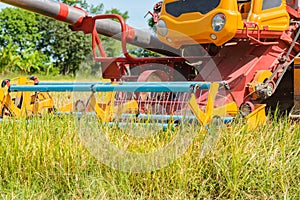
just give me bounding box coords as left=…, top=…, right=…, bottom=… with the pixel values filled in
left=156, top=20, right=168, bottom=36
left=212, top=13, right=226, bottom=32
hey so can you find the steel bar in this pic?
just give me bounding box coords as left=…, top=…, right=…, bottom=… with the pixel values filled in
left=121, top=113, right=197, bottom=121
left=9, top=81, right=227, bottom=92
left=121, top=114, right=234, bottom=124
left=9, top=85, right=93, bottom=92
left=9, top=84, right=193, bottom=92
left=54, top=112, right=234, bottom=125
left=37, top=82, right=110, bottom=85
left=35, top=81, right=221, bottom=90
left=92, top=84, right=192, bottom=92
left=107, top=122, right=177, bottom=131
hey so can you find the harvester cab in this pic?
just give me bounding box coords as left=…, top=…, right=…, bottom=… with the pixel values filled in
left=156, top=0, right=290, bottom=47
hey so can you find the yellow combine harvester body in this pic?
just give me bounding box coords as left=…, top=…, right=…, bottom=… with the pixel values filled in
left=157, top=0, right=289, bottom=47
left=0, top=0, right=299, bottom=127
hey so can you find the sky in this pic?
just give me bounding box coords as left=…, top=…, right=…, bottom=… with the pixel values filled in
left=0, top=0, right=159, bottom=29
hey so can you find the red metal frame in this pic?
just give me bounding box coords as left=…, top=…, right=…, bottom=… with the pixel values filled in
left=70, top=13, right=192, bottom=81
left=89, top=14, right=194, bottom=81
left=90, top=14, right=183, bottom=63
left=240, top=22, right=279, bottom=45
left=70, top=10, right=299, bottom=110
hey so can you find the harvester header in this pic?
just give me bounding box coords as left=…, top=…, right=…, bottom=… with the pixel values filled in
left=0, top=0, right=300, bottom=130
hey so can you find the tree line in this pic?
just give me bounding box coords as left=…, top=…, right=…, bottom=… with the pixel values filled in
left=0, top=0, right=130, bottom=76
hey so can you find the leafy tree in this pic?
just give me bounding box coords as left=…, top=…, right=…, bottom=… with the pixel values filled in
left=129, top=47, right=161, bottom=58
left=36, top=0, right=95, bottom=75
left=0, top=8, right=40, bottom=50
left=105, top=8, right=129, bottom=21
left=90, top=5, right=104, bottom=14
left=37, top=15, right=91, bottom=75
left=0, top=8, right=51, bottom=74
left=16, top=49, right=52, bottom=73
left=0, top=1, right=131, bottom=76
left=0, top=39, right=20, bottom=73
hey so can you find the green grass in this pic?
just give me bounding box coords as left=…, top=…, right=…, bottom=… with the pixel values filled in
left=0, top=113, right=299, bottom=199
left=0, top=72, right=103, bottom=82
left=0, top=72, right=72, bottom=81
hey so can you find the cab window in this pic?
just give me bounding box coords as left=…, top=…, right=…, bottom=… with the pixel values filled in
left=262, top=0, right=282, bottom=10
left=165, top=0, right=220, bottom=17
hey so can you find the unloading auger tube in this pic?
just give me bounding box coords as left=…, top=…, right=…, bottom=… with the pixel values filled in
left=0, top=0, right=179, bottom=56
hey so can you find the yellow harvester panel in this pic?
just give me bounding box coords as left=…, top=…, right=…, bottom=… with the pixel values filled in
left=248, top=0, right=290, bottom=31
left=157, top=0, right=289, bottom=48
left=294, top=57, right=300, bottom=110
left=157, top=0, right=243, bottom=48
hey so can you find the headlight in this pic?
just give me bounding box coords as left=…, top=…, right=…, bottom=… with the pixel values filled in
left=212, top=13, right=226, bottom=32
left=156, top=20, right=168, bottom=36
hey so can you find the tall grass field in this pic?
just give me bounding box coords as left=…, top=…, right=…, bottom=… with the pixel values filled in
left=0, top=111, right=299, bottom=199
left=0, top=75, right=298, bottom=199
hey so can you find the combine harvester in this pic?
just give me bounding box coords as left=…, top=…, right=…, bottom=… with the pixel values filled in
left=0, top=0, right=299, bottom=129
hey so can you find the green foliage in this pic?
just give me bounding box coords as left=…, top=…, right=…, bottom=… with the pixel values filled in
left=0, top=1, right=130, bottom=76
left=0, top=39, right=20, bottom=73
left=61, top=0, right=87, bottom=7
left=105, top=8, right=129, bottom=21
left=0, top=1, right=155, bottom=76
left=148, top=17, right=156, bottom=31
left=16, top=49, right=53, bottom=74
left=129, top=47, right=161, bottom=58
left=37, top=15, right=92, bottom=76
left=89, top=4, right=104, bottom=14
left=35, top=0, right=105, bottom=76
left=0, top=8, right=50, bottom=74
left=0, top=8, right=40, bottom=50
